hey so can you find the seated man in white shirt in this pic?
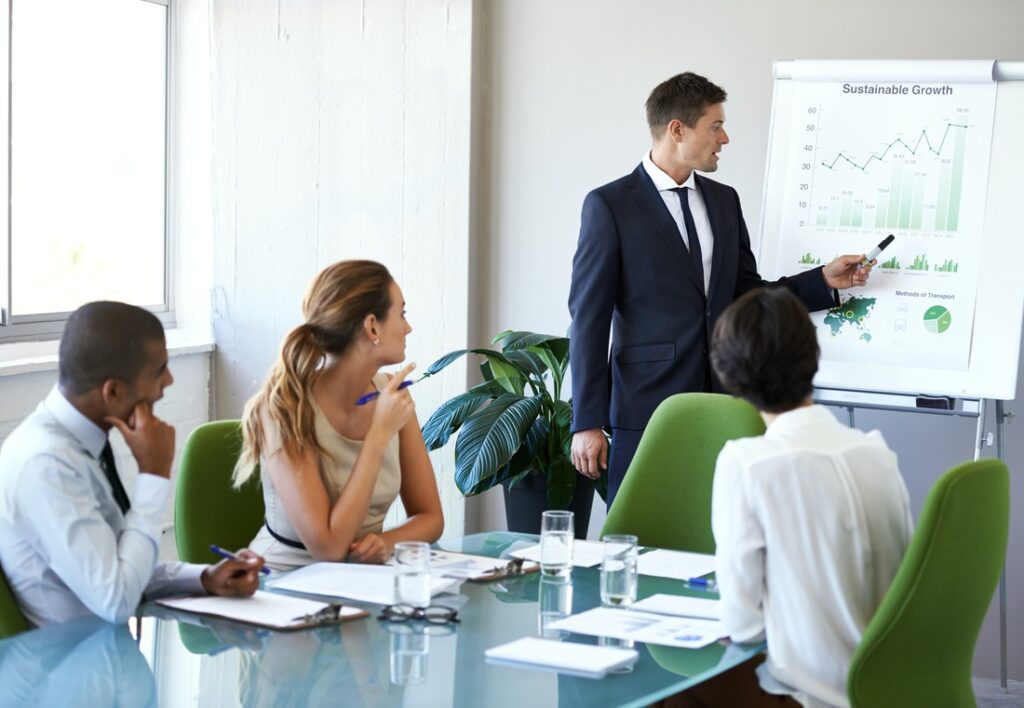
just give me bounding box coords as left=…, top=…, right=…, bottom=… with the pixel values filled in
left=0, top=301, right=265, bottom=627
left=674, top=287, right=913, bottom=708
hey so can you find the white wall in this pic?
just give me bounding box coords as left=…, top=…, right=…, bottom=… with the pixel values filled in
left=207, top=0, right=473, bottom=536
left=471, top=0, right=1024, bottom=680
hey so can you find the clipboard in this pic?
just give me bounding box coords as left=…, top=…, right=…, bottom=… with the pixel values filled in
left=428, top=550, right=540, bottom=582
left=156, top=591, right=369, bottom=631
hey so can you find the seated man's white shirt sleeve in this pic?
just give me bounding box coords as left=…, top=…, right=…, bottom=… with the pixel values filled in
left=712, top=442, right=766, bottom=642
left=14, top=454, right=200, bottom=623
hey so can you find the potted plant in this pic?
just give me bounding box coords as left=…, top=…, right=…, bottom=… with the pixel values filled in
left=421, top=330, right=602, bottom=536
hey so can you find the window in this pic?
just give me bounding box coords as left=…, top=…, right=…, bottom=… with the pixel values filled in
left=0, top=0, right=172, bottom=342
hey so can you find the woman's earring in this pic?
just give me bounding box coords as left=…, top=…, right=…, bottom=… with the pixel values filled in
left=373, top=337, right=380, bottom=346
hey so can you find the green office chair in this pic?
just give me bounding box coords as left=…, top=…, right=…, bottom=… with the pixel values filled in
left=174, top=420, right=265, bottom=565
left=0, top=561, right=29, bottom=639
left=847, top=458, right=1010, bottom=708
left=601, top=393, right=765, bottom=552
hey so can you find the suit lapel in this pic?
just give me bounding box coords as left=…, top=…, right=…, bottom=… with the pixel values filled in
left=627, top=164, right=703, bottom=295
left=697, top=174, right=725, bottom=302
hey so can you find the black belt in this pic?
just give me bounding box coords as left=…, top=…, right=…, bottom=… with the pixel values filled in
left=264, top=518, right=307, bottom=550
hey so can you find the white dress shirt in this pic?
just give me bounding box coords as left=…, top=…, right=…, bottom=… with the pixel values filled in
left=642, top=151, right=714, bottom=293
left=0, top=387, right=205, bottom=627
left=711, top=405, right=913, bottom=708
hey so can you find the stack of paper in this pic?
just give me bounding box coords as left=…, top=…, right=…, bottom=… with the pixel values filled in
left=636, top=549, right=716, bottom=580
left=510, top=539, right=605, bottom=568
left=425, top=550, right=539, bottom=580
left=485, top=637, right=638, bottom=678
left=547, top=607, right=727, bottom=650
left=268, top=563, right=459, bottom=604
left=157, top=591, right=366, bottom=630
left=631, top=594, right=720, bottom=620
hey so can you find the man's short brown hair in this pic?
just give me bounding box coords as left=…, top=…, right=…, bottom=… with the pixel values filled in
left=645, top=72, right=727, bottom=137
left=710, top=288, right=820, bottom=413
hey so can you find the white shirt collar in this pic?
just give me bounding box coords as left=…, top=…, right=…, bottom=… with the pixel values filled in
left=764, top=404, right=836, bottom=438
left=44, top=386, right=107, bottom=459
left=642, top=151, right=698, bottom=192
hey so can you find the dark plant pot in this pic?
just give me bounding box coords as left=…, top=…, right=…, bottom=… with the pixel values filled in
left=502, top=472, right=595, bottom=539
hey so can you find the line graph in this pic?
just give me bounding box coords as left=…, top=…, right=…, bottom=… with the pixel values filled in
left=801, top=111, right=970, bottom=233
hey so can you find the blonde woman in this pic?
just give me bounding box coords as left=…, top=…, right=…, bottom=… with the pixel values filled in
left=235, top=260, right=443, bottom=570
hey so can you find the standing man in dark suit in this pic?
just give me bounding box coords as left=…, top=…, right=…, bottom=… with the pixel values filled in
left=568, top=72, right=873, bottom=505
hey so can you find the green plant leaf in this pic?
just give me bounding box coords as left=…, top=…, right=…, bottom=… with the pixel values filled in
left=422, top=390, right=491, bottom=451
left=487, top=358, right=526, bottom=395
left=453, top=394, right=544, bottom=496
left=503, top=349, right=548, bottom=380
left=423, top=348, right=517, bottom=378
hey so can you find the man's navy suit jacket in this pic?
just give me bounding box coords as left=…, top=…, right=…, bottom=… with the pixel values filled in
left=568, top=163, right=836, bottom=440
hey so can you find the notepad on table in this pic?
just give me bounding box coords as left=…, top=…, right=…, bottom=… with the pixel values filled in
left=425, top=550, right=539, bottom=581
left=267, top=562, right=460, bottom=604
left=636, top=549, right=716, bottom=580
left=631, top=594, right=720, bottom=620
left=485, top=637, right=638, bottom=678
left=510, top=539, right=605, bottom=568
left=156, top=591, right=367, bottom=630
left=547, top=607, right=727, bottom=650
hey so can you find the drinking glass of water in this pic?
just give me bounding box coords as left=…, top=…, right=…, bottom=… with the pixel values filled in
left=540, top=510, right=574, bottom=577
left=394, top=541, right=431, bottom=607
left=600, top=534, right=638, bottom=607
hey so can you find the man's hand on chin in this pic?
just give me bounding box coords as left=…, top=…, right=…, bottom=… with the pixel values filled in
left=823, top=254, right=875, bottom=290
left=201, top=549, right=265, bottom=597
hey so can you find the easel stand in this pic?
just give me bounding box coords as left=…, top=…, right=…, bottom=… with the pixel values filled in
left=814, top=388, right=1014, bottom=689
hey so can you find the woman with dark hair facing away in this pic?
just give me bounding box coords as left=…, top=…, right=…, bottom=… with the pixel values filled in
left=671, top=287, right=912, bottom=708
left=235, top=261, right=443, bottom=570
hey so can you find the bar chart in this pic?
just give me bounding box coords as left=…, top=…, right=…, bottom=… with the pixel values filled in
left=807, top=120, right=968, bottom=233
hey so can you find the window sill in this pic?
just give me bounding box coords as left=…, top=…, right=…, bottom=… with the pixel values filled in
left=0, top=329, right=215, bottom=378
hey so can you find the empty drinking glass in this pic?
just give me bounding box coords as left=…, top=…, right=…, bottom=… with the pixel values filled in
left=540, top=510, right=574, bottom=577
left=393, top=541, right=431, bottom=607
left=600, top=534, right=638, bottom=607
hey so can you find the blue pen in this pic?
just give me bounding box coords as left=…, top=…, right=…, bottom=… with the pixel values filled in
left=686, top=576, right=717, bottom=591
left=209, top=544, right=271, bottom=576
left=355, top=378, right=417, bottom=406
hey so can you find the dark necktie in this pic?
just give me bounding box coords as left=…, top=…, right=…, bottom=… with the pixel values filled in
left=670, top=186, right=705, bottom=296
left=99, top=441, right=131, bottom=514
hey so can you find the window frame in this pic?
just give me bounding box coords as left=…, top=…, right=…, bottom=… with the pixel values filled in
left=0, top=0, right=176, bottom=343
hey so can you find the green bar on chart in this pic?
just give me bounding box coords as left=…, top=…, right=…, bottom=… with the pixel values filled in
left=852, top=201, right=863, bottom=227
left=875, top=193, right=889, bottom=228
left=898, top=165, right=914, bottom=229
left=816, top=208, right=828, bottom=226
left=887, top=162, right=902, bottom=228
left=934, top=158, right=951, bottom=232
left=840, top=198, right=852, bottom=226
left=910, top=177, right=925, bottom=230
left=946, top=126, right=966, bottom=231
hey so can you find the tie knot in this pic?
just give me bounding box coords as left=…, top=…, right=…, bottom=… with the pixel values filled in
left=671, top=186, right=689, bottom=194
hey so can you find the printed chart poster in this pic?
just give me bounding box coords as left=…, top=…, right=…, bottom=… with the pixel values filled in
left=775, top=79, right=996, bottom=370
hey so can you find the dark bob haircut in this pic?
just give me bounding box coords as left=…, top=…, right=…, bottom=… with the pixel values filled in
left=710, top=287, right=820, bottom=413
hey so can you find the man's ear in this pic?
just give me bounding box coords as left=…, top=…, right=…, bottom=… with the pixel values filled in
left=667, top=118, right=687, bottom=142
left=99, top=378, right=124, bottom=406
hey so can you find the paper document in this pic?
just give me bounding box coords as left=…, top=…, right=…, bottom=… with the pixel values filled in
left=637, top=549, right=715, bottom=580
left=425, top=550, right=539, bottom=581
left=632, top=594, right=720, bottom=620
left=268, top=563, right=459, bottom=604
left=547, top=607, right=727, bottom=650
left=510, top=540, right=605, bottom=568
left=485, top=637, right=638, bottom=678
left=156, top=591, right=365, bottom=630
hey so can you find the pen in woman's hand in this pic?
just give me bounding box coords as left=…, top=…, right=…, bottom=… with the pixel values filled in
left=355, top=378, right=419, bottom=406
left=209, top=544, right=271, bottom=576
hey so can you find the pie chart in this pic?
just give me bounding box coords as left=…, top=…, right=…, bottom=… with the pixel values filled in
left=923, top=306, right=952, bottom=334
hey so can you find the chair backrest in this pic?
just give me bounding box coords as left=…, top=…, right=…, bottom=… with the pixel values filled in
left=174, top=420, right=265, bottom=564
left=0, top=560, right=29, bottom=639
left=601, top=393, right=765, bottom=552
left=847, top=458, right=1010, bottom=708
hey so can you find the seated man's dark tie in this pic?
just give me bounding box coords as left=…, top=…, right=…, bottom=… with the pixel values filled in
left=100, top=441, right=131, bottom=514
left=670, top=186, right=705, bottom=297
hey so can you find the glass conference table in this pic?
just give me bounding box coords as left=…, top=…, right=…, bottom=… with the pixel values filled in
left=0, top=533, right=765, bottom=708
